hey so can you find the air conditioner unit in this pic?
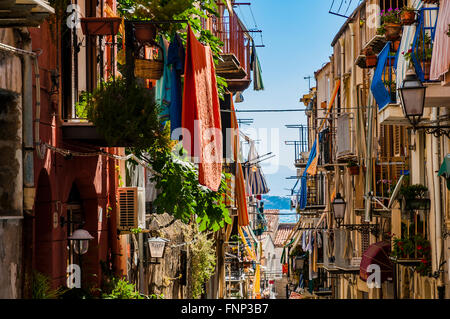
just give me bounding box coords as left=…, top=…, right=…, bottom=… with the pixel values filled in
left=117, top=187, right=145, bottom=233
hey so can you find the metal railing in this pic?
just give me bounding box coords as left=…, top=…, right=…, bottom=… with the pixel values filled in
left=205, top=9, right=252, bottom=80
left=411, top=7, right=439, bottom=82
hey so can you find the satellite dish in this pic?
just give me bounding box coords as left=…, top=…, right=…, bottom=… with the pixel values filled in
left=388, top=175, right=405, bottom=209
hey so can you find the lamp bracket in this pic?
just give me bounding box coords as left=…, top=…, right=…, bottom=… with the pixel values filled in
left=339, top=223, right=379, bottom=236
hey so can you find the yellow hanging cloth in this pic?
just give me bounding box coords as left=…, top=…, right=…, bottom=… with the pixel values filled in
left=253, top=264, right=261, bottom=299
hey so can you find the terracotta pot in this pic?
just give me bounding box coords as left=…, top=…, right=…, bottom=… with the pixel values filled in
left=134, top=23, right=157, bottom=43
left=422, top=61, right=431, bottom=80
left=348, top=166, right=360, bottom=176
left=393, top=40, right=400, bottom=52
left=401, top=11, right=416, bottom=25
left=80, top=17, right=122, bottom=36
left=385, top=23, right=402, bottom=41
left=365, top=55, right=377, bottom=68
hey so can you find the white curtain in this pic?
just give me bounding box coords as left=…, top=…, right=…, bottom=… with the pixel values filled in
left=396, top=0, right=423, bottom=97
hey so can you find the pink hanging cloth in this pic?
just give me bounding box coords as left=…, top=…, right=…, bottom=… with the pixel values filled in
left=182, top=25, right=223, bottom=191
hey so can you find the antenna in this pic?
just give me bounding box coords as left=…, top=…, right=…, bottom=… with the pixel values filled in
left=304, top=76, right=313, bottom=90
left=388, top=175, right=405, bottom=209
left=329, top=0, right=362, bottom=19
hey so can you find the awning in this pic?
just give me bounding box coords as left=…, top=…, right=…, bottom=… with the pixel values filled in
left=360, top=242, right=393, bottom=283
left=438, top=154, right=450, bottom=190
left=243, top=140, right=270, bottom=196
left=239, top=226, right=257, bottom=261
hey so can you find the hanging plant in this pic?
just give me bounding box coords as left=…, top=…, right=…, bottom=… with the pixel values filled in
left=85, top=77, right=170, bottom=151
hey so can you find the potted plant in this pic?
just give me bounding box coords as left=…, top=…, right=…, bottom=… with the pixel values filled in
left=85, top=77, right=169, bottom=150
left=391, top=235, right=431, bottom=275
left=377, top=25, right=386, bottom=36
left=383, top=80, right=397, bottom=102
left=400, top=6, right=416, bottom=25
left=347, top=160, right=360, bottom=175
left=381, top=8, right=402, bottom=41
left=400, top=184, right=430, bottom=211
left=364, top=47, right=377, bottom=68
left=402, top=48, right=414, bottom=67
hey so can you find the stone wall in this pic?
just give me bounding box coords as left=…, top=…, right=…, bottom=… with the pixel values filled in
left=0, top=28, right=24, bottom=299
left=142, top=214, right=189, bottom=299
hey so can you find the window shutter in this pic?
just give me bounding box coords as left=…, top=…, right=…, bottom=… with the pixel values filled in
left=336, top=114, right=353, bottom=158
left=393, top=125, right=401, bottom=158
left=117, top=187, right=138, bottom=233
left=380, top=125, right=386, bottom=157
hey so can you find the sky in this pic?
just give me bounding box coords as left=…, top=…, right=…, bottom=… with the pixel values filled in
left=235, top=0, right=358, bottom=196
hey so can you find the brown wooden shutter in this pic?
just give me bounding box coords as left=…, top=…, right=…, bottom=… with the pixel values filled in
left=393, top=125, right=401, bottom=158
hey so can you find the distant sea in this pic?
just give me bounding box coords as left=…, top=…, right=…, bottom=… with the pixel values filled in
left=262, top=195, right=299, bottom=224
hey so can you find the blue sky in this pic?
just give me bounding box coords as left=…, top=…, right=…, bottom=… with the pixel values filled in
left=235, top=0, right=355, bottom=196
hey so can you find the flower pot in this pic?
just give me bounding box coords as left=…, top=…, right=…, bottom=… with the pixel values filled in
left=80, top=17, right=122, bottom=36
left=385, top=23, right=402, bottom=41
left=133, top=23, right=157, bottom=43
left=405, top=198, right=430, bottom=211
left=348, top=166, right=360, bottom=176
left=393, top=40, right=400, bottom=52
left=401, top=11, right=416, bottom=25
left=422, top=61, right=431, bottom=80
left=365, top=55, right=377, bottom=68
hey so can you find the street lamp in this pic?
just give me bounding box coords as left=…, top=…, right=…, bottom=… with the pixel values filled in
left=332, top=193, right=346, bottom=227
left=148, top=237, right=169, bottom=264
left=68, top=229, right=94, bottom=255
left=331, top=193, right=379, bottom=236
left=68, top=229, right=94, bottom=288
left=399, top=68, right=450, bottom=138
left=399, top=68, right=426, bottom=128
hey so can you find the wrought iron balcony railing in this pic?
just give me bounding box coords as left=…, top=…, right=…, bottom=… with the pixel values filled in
left=411, top=7, right=439, bottom=83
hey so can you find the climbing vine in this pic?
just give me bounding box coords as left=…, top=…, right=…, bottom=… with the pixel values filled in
left=136, top=144, right=232, bottom=232
left=183, top=225, right=217, bottom=299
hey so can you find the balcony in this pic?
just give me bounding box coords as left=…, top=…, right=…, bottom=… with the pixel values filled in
left=336, top=113, right=356, bottom=161
left=374, top=156, right=410, bottom=207
left=333, top=229, right=361, bottom=272
left=285, top=124, right=309, bottom=168
left=0, top=0, right=54, bottom=27
left=411, top=7, right=439, bottom=83
left=304, top=174, right=326, bottom=211
left=206, top=6, right=252, bottom=92
left=318, top=127, right=334, bottom=170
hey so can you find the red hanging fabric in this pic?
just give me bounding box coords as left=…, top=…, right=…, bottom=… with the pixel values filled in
left=182, top=25, right=223, bottom=191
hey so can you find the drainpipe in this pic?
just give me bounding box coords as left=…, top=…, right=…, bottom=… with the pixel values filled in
left=364, top=93, right=374, bottom=223
left=431, top=107, right=443, bottom=289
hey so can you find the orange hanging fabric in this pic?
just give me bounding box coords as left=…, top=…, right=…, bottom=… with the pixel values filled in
left=182, top=25, right=223, bottom=191
left=230, top=94, right=249, bottom=226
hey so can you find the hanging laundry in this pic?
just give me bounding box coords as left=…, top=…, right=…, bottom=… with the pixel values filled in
left=167, top=32, right=185, bottom=138
left=155, top=35, right=172, bottom=126
left=229, top=92, right=249, bottom=226
left=182, top=25, right=223, bottom=191
left=251, top=40, right=264, bottom=91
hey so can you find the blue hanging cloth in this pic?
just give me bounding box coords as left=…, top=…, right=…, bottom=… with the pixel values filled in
left=167, top=33, right=185, bottom=138
left=371, top=42, right=392, bottom=110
